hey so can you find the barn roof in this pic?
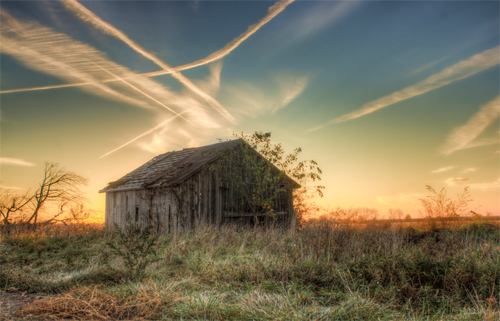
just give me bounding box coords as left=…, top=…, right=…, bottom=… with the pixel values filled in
left=99, top=139, right=300, bottom=193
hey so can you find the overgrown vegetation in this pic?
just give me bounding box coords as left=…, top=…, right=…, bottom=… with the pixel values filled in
left=211, top=132, right=324, bottom=227
left=419, top=185, right=475, bottom=229
left=1, top=220, right=498, bottom=320
left=106, top=220, right=160, bottom=280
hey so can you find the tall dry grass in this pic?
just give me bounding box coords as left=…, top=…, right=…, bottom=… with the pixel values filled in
left=2, top=220, right=499, bottom=320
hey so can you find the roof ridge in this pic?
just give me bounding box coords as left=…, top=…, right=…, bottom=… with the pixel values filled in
left=100, top=139, right=247, bottom=193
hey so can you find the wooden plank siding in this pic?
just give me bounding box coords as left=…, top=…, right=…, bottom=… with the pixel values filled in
left=102, top=140, right=298, bottom=233
left=104, top=169, right=228, bottom=233
left=104, top=167, right=295, bottom=233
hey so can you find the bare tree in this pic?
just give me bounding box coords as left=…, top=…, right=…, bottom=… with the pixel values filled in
left=27, top=162, right=88, bottom=224
left=388, top=208, right=403, bottom=220
left=0, top=190, right=32, bottom=225
left=0, top=162, right=88, bottom=226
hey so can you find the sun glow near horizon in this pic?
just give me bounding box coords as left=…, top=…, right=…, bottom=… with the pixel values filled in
left=1, top=0, right=498, bottom=222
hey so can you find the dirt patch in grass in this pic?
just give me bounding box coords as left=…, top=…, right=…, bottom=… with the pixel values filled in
left=0, top=290, right=52, bottom=318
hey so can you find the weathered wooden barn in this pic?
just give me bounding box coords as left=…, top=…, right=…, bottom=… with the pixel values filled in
left=99, top=140, right=300, bottom=233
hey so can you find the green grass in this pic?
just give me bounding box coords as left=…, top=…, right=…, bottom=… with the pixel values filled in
left=1, top=221, right=499, bottom=320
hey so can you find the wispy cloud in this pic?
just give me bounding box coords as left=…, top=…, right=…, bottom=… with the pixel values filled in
left=1, top=0, right=293, bottom=99
left=280, top=0, right=360, bottom=47
left=222, top=73, right=309, bottom=118
left=0, top=9, right=221, bottom=126
left=376, top=192, right=424, bottom=209
left=431, top=166, right=455, bottom=173
left=0, top=10, right=152, bottom=110
left=460, top=136, right=500, bottom=151
left=308, top=46, right=500, bottom=131
left=407, top=56, right=449, bottom=76
left=86, top=58, right=193, bottom=124
left=147, top=0, right=295, bottom=76
left=444, top=176, right=499, bottom=191
left=1, top=9, right=242, bottom=158
left=270, top=74, right=309, bottom=114
left=99, top=112, right=187, bottom=159
left=0, top=157, right=35, bottom=167
left=461, top=167, right=477, bottom=174
left=0, top=184, right=25, bottom=190
left=63, top=0, right=235, bottom=123
left=444, top=177, right=470, bottom=186
left=103, top=62, right=226, bottom=156
left=122, top=70, right=308, bottom=156
left=2, top=1, right=301, bottom=157
left=469, top=178, right=500, bottom=191
left=140, top=127, right=199, bottom=155
left=441, top=96, right=500, bottom=155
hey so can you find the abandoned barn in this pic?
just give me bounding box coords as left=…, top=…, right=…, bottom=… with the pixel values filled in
left=99, top=140, right=300, bottom=233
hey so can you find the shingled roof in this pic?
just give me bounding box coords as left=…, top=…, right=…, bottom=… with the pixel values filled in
left=99, top=140, right=241, bottom=193
left=100, top=139, right=302, bottom=193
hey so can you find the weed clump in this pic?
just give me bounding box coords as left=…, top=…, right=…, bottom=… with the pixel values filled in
left=106, top=220, right=160, bottom=280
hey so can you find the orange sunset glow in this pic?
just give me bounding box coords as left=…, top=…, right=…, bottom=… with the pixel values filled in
left=1, top=0, right=499, bottom=222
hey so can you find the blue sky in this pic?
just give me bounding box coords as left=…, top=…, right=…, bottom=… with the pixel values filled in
left=1, top=0, right=499, bottom=219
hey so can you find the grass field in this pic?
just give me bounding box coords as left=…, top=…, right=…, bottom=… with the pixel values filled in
left=1, top=219, right=499, bottom=320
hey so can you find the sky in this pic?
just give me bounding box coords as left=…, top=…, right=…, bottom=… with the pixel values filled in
left=1, top=0, right=499, bottom=221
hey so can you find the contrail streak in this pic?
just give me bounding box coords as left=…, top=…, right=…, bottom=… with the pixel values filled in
left=145, top=0, right=295, bottom=76
left=0, top=157, right=35, bottom=167
left=1, top=8, right=213, bottom=128
left=1, top=82, right=88, bottom=94
left=100, top=112, right=187, bottom=158
left=441, top=96, right=500, bottom=155
left=0, top=8, right=227, bottom=156
left=88, top=59, right=194, bottom=125
left=0, top=9, right=153, bottom=110
left=63, top=0, right=236, bottom=123
left=308, top=46, right=500, bottom=132
left=1, top=0, right=294, bottom=97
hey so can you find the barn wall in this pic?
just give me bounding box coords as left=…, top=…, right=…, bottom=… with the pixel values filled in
left=104, top=169, right=220, bottom=233
left=104, top=189, right=177, bottom=231
left=170, top=169, right=220, bottom=232
left=104, top=167, right=296, bottom=233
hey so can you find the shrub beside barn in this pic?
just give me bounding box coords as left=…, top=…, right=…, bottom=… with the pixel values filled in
left=99, top=140, right=300, bottom=233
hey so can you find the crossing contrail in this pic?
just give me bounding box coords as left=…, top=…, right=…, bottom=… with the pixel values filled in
left=145, top=0, right=295, bottom=76
left=99, top=112, right=188, bottom=158
left=0, top=9, right=155, bottom=110
left=63, top=0, right=236, bottom=123
left=87, top=59, right=194, bottom=125
left=1, top=0, right=294, bottom=100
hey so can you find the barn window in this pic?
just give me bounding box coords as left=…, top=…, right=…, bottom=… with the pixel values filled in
left=135, top=206, right=139, bottom=223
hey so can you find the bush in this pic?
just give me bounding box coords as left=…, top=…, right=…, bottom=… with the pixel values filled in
left=106, top=220, right=160, bottom=280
